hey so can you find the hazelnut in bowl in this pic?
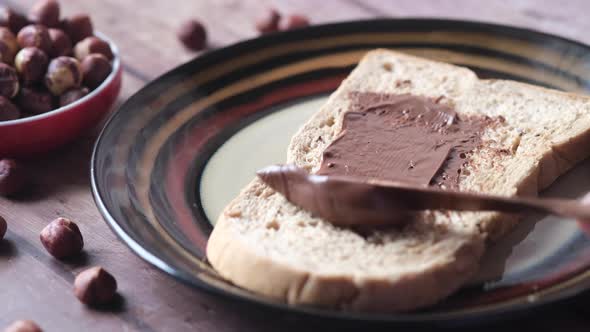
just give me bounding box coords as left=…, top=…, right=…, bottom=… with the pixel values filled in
left=0, top=31, right=122, bottom=158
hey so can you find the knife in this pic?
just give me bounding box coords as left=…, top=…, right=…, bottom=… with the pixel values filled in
left=257, top=164, right=590, bottom=227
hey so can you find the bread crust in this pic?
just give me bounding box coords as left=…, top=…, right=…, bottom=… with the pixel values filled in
left=209, top=207, right=484, bottom=311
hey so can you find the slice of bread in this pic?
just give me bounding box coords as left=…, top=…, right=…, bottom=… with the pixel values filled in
left=206, top=50, right=590, bottom=312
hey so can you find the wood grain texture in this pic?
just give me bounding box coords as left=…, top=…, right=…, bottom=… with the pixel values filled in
left=1, top=0, right=590, bottom=331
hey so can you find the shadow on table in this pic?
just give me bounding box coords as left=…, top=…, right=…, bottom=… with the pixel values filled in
left=0, top=239, right=17, bottom=258
left=11, top=134, right=97, bottom=202
left=92, top=293, right=127, bottom=314
left=51, top=250, right=90, bottom=268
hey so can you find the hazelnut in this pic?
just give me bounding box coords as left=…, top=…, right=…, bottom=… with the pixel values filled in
left=45, top=56, right=82, bottom=95
left=62, top=14, right=93, bottom=44
left=28, top=0, right=60, bottom=28
left=16, top=86, right=53, bottom=114
left=74, top=36, right=113, bottom=61
left=48, top=28, right=71, bottom=57
left=280, top=14, right=310, bottom=30
left=0, top=159, right=26, bottom=197
left=0, top=27, right=18, bottom=64
left=0, top=63, right=19, bottom=98
left=59, top=87, right=88, bottom=107
left=0, top=7, right=29, bottom=34
left=3, top=320, right=43, bottom=332
left=40, top=217, right=84, bottom=259
left=177, top=19, right=207, bottom=51
left=0, top=215, right=6, bottom=240
left=17, top=25, right=52, bottom=54
left=256, top=8, right=281, bottom=34
left=15, top=47, right=49, bottom=83
left=81, top=54, right=111, bottom=89
left=0, top=96, right=20, bottom=121
left=74, top=266, right=117, bottom=305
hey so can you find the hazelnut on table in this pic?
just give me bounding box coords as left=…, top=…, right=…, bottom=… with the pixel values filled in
left=3, top=320, right=43, bottom=332
left=44, top=56, right=82, bottom=96
left=0, top=95, right=19, bottom=121
left=0, top=159, right=26, bottom=197
left=0, top=215, right=6, bottom=240
left=15, top=47, right=48, bottom=83
left=40, top=217, right=84, bottom=259
left=17, top=25, right=52, bottom=54
left=256, top=8, right=281, bottom=34
left=280, top=14, right=311, bottom=30
left=0, top=27, right=18, bottom=64
left=74, top=266, right=118, bottom=306
left=28, top=0, right=60, bottom=28
left=177, top=19, right=207, bottom=51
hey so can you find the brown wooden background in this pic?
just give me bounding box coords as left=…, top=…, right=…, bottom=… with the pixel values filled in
left=1, top=0, right=589, bottom=331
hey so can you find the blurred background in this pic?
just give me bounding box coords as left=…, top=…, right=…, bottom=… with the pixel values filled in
left=9, top=0, right=585, bottom=91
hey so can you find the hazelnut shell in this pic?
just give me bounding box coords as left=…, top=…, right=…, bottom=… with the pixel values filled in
left=59, top=87, right=88, bottom=107
left=74, top=266, right=117, bottom=305
left=28, top=0, right=60, bottom=28
left=0, top=95, right=20, bottom=121
left=45, top=56, right=82, bottom=96
left=280, top=14, right=310, bottom=30
left=63, top=14, right=93, bottom=43
left=74, top=36, right=113, bottom=61
left=48, top=28, right=72, bottom=57
left=15, top=47, right=49, bottom=83
left=16, top=86, right=53, bottom=114
left=256, top=8, right=281, bottom=34
left=81, top=54, right=111, bottom=89
left=17, top=24, right=52, bottom=53
left=3, top=320, right=43, bottom=332
left=177, top=19, right=207, bottom=51
left=0, top=27, right=18, bottom=64
left=0, top=215, right=6, bottom=239
left=0, top=7, right=29, bottom=34
left=40, top=217, right=84, bottom=259
left=0, top=63, right=19, bottom=98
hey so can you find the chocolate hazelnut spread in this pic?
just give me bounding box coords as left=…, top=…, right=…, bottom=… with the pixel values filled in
left=317, top=92, right=490, bottom=189
left=257, top=92, right=497, bottom=226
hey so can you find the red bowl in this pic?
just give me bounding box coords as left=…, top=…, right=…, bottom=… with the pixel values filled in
left=0, top=33, right=122, bottom=158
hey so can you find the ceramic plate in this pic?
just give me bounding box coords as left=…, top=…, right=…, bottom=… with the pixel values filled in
left=91, top=19, right=590, bottom=325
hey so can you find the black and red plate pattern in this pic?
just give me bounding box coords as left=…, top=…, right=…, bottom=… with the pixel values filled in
left=91, top=19, right=590, bottom=325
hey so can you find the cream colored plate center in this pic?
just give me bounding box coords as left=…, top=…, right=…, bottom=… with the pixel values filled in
left=201, top=97, right=324, bottom=221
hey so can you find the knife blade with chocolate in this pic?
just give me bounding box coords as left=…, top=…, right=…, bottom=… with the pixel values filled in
left=257, top=164, right=590, bottom=227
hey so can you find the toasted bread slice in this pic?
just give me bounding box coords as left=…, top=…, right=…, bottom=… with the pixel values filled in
left=206, top=50, right=590, bottom=311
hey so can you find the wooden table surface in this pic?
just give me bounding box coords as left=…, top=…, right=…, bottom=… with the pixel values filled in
left=1, top=0, right=590, bottom=331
